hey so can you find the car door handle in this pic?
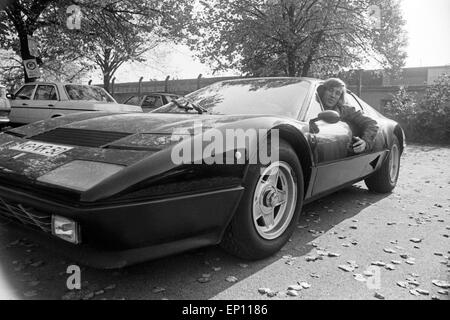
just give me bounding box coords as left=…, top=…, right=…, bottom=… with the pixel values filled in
left=48, top=104, right=54, bottom=107
left=22, top=103, right=28, bottom=106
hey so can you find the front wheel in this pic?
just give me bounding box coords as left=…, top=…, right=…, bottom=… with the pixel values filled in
left=365, top=136, right=401, bottom=193
left=221, top=140, right=304, bottom=260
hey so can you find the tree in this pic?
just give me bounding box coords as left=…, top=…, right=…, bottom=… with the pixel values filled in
left=385, top=74, right=450, bottom=144
left=0, top=0, right=58, bottom=82
left=42, top=0, right=195, bottom=92
left=1, top=0, right=195, bottom=89
left=187, top=0, right=407, bottom=77
left=416, top=73, right=450, bottom=143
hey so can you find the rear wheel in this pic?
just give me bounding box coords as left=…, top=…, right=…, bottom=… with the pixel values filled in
left=365, top=136, right=401, bottom=193
left=221, top=140, right=304, bottom=260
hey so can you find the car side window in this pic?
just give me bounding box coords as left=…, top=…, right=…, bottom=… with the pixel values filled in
left=142, top=95, right=163, bottom=109
left=125, top=96, right=140, bottom=106
left=354, top=95, right=382, bottom=118
left=304, top=94, right=324, bottom=121
left=345, top=93, right=364, bottom=113
left=15, top=85, right=36, bottom=100
left=34, top=85, right=58, bottom=101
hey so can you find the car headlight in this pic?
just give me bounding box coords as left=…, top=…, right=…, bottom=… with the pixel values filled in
left=37, top=160, right=125, bottom=192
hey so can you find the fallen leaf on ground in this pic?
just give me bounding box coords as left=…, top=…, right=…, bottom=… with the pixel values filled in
left=416, top=289, right=429, bottom=296
left=339, top=265, right=355, bottom=272
left=288, top=285, right=302, bottom=291
left=354, top=274, right=366, bottom=282
left=299, top=282, right=311, bottom=289
left=409, top=289, right=420, bottom=296
left=258, top=288, right=271, bottom=295
left=287, top=290, right=299, bottom=297
left=23, top=290, right=37, bottom=298
left=197, top=277, right=211, bottom=283
left=374, top=292, right=385, bottom=300
left=328, top=252, right=341, bottom=258
left=152, top=287, right=166, bottom=294
left=432, top=280, right=450, bottom=289
left=385, top=264, right=396, bottom=271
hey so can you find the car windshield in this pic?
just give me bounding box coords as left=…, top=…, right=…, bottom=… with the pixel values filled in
left=65, top=85, right=116, bottom=103
left=153, top=79, right=311, bottom=118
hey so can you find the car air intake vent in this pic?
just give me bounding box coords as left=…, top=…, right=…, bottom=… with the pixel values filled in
left=29, top=128, right=132, bottom=148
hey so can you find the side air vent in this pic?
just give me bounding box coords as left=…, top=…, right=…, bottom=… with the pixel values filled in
left=370, top=156, right=381, bottom=169
left=29, top=128, right=132, bottom=148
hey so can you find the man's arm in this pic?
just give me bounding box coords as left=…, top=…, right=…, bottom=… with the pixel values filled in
left=340, top=106, right=379, bottom=151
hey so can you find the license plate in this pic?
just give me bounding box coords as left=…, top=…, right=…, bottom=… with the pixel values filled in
left=10, top=141, right=73, bottom=157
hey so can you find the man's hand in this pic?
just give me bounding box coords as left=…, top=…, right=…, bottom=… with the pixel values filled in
left=353, top=137, right=367, bottom=154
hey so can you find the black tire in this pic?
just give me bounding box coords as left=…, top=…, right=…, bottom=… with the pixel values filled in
left=365, top=136, right=401, bottom=193
left=220, top=140, right=304, bottom=260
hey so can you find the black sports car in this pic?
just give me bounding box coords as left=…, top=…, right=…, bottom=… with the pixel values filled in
left=0, top=78, right=405, bottom=268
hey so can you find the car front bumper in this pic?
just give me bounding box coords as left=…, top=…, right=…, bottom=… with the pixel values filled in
left=0, top=184, right=244, bottom=268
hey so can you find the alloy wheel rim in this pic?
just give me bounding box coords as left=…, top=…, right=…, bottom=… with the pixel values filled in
left=389, top=144, right=400, bottom=183
left=252, top=162, right=297, bottom=240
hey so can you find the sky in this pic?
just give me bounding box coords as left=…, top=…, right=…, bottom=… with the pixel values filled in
left=401, top=0, right=450, bottom=67
left=90, top=0, right=450, bottom=83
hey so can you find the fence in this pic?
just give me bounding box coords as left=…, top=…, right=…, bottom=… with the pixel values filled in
left=97, top=74, right=242, bottom=103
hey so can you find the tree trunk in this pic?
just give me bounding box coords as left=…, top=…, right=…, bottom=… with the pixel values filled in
left=302, top=56, right=312, bottom=77
left=103, top=72, right=111, bottom=93
left=18, top=32, right=36, bottom=83
left=286, top=50, right=296, bottom=77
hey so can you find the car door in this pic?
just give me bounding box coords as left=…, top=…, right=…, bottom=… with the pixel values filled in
left=9, top=84, right=36, bottom=124
left=32, top=84, right=59, bottom=122
left=345, top=92, right=389, bottom=176
left=303, top=92, right=355, bottom=196
left=310, top=91, right=387, bottom=196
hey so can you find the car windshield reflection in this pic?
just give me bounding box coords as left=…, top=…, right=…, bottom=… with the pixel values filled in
left=153, top=78, right=311, bottom=117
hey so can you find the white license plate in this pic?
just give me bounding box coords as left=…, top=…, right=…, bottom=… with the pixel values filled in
left=10, top=141, right=73, bottom=157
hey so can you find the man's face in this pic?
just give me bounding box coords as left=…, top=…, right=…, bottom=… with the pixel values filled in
left=323, top=86, right=344, bottom=108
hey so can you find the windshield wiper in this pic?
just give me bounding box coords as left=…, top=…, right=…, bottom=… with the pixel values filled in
left=173, top=98, right=207, bottom=114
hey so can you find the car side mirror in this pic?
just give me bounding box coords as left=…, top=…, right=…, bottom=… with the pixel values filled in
left=6, top=93, right=14, bottom=100
left=309, top=110, right=341, bottom=133
left=317, top=110, right=341, bottom=124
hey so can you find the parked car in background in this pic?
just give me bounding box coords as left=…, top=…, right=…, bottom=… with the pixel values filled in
left=0, top=78, right=405, bottom=268
left=124, top=93, right=180, bottom=112
left=0, top=85, right=11, bottom=127
left=7, top=82, right=142, bottom=125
